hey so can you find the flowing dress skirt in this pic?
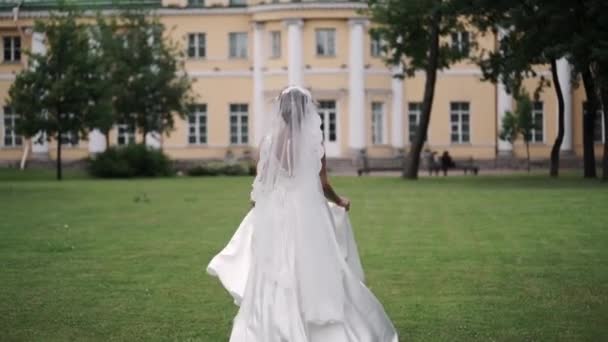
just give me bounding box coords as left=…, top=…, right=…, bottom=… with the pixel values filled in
left=207, top=201, right=398, bottom=342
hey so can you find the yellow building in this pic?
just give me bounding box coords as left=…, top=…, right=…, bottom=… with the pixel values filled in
left=0, top=0, right=604, bottom=166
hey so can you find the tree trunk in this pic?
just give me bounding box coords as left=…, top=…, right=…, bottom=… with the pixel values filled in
left=19, top=138, right=30, bottom=170
left=526, top=141, right=531, bottom=172
left=581, top=67, right=598, bottom=178
left=104, top=130, right=110, bottom=150
left=56, top=131, right=63, bottom=181
left=142, top=127, right=147, bottom=145
left=598, top=75, right=608, bottom=181
left=603, top=99, right=608, bottom=181
left=549, top=58, right=565, bottom=177
left=404, top=5, right=441, bottom=179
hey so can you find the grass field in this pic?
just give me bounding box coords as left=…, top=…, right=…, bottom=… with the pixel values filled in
left=1, top=170, right=607, bottom=341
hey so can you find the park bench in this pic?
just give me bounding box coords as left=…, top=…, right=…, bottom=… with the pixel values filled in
left=357, top=151, right=405, bottom=176
left=357, top=150, right=480, bottom=176
left=442, top=157, right=480, bottom=176
left=422, top=150, right=480, bottom=176
left=423, top=157, right=442, bottom=176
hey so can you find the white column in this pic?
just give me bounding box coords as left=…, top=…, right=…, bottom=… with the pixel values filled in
left=557, top=58, right=573, bottom=151
left=497, top=81, right=513, bottom=154
left=252, top=22, right=265, bottom=146
left=496, top=28, right=513, bottom=155
left=285, top=19, right=303, bottom=87
left=30, top=31, right=48, bottom=154
left=30, top=31, right=47, bottom=61
left=88, top=129, right=106, bottom=153
left=348, top=19, right=366, bottom=151
left=145, top=132, right=161, bottom=149
left=391, top=65, right=404, bottom=149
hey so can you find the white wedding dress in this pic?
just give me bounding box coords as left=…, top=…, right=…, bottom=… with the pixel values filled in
left=207, top=86, right=398, bottom=342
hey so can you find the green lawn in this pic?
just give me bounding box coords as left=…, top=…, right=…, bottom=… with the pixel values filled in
left=0, top=171, right=607, bottom=341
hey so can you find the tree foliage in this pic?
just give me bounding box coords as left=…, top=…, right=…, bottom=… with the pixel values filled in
left=8, top=7, right=194, bottom=181
left=367, top=0, right=468, bottom=77
left=462, top=0, right=575, bottom=177
left=8, top=7, right=108, bottom=180
left=500, top=90, right=539, bottom=172
left=97, top=10, right=194, bottom=145
left=450, top=0, right=608, bottom=179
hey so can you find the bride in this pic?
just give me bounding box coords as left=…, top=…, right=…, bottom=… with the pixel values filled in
left=207, top=86, right=398, bottom=342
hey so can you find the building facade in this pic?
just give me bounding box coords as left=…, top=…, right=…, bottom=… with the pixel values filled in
left=0, top=0, right=605, bottom=164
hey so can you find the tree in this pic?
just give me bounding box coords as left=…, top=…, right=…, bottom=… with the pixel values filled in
left=569, top=1, right=599, bottom=179
left=9, top=8, right=108, bottom=180
left=465, top=0, right=608, bottom=178
left=586, top=0, right=608, bottom=181
left=87, top=17, right=118, bottom=148
left=500, top=91, right=538, bottom=172
left=99, top=10, right=194, bottom=147
left=366, top=0, right=467, bottom=179
left=466, top=0, right=571, bottom=177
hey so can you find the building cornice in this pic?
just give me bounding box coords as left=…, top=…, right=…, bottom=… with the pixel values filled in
left=0, top=2, right=368, bottom=19
left=0, top=68, right=549, bottom=80
left=188, top=70, right=252, bottom=78
left=0, top=8, right=248, bottom=19
left=249, top=2, right=368, bottom=14
left=155, top=7, right=249, bottom=16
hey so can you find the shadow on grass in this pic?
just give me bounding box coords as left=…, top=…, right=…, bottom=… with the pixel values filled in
left=346, top=171, right=608, bottom=191
left=1, top=167, right=606, bottom=192
left=0, top=168, right=90, bottom=182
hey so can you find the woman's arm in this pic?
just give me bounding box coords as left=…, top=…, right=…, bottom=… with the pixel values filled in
left=319, top=154, right=350, bottom=210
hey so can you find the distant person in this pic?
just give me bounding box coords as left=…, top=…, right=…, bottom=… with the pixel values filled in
left=440, top=150, right=456, bottom=176
left=424, top=149, right=440, bottom=176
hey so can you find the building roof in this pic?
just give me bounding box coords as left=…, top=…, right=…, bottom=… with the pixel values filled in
left=0, top=0, right=366, bottom=14
left=0, top=0, right=162, bottom=11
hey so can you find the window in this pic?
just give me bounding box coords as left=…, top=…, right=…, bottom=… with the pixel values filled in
left=188, top=104, right=207, bottom=145
left=118, top=33, right=129, bottom=49
left=595, top=111, right=606, bottom=143
left=148, top=25, right=162, bottom=47
left=531, top=101, right=544, bottom=143
left=451, top=31, right=470, bottom=56
left=60, top=131, right=79, bottom=147
left=229, top=104, right=248, bottom=145
left=58, top=113, right=79, bottom=147
left=117, top=121, right=136, bottom=146
left=318, top=100, right=337, bottom=142
left=187, top=33, right=206, bottom=59
left=3, top=106, right=21, bottom=147
left=315, top=29, right=336, bottom=57
left=3, top=36, right=21, bottom=62
left=408, top=102, right=422, bottom=143
left=188, top=0, right=204, bottom=6
left=270, top=31, right=281, bottom=59
left=450, top=102, right=470, bottom=143
left=229, top=32, right=248, bottom=58
left=229, top=0, right=247, bottom=6
left=371, top=102, right=385, bottom=145
left=370, top=35, right=382, bottom=57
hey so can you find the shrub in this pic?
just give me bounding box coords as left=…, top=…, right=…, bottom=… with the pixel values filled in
left=187, top=162, right=250, bottom=177
left=88, top=144, right=173, bottom=178
left=187, top=163, right=222, bottom=176
left=222, top=163, right=248, bottom=176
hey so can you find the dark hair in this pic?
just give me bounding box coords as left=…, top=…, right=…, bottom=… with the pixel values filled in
left=279, top=88, right=308, bottom=126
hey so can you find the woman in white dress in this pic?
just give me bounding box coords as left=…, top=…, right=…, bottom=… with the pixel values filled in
left=207, top=86, right=398, bottom=342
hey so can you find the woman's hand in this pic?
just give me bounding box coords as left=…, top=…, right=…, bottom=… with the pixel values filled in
left=337, top=196, right=351, bottom=211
